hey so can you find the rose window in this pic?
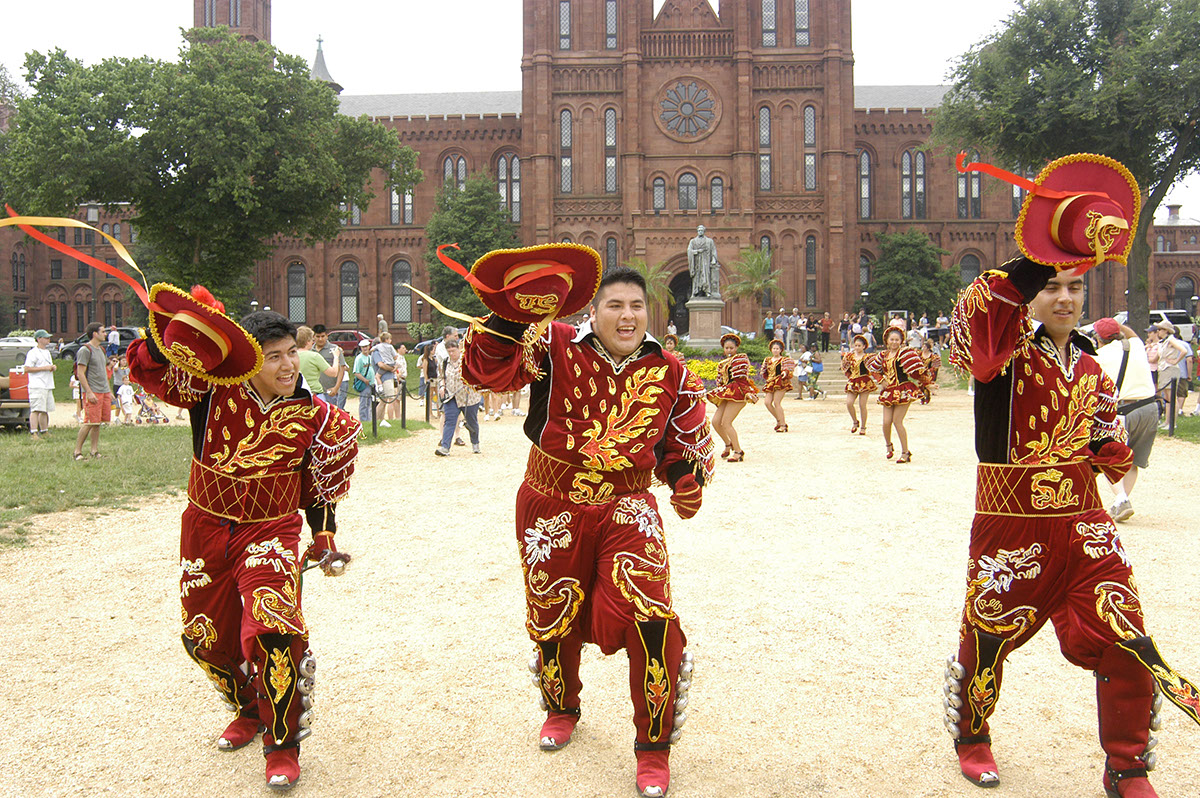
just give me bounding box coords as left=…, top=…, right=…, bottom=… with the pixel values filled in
left=659, top=81, right=716, bottom=138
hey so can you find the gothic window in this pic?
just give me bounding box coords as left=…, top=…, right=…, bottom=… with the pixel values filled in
left=204, top=0, right=216, bottom=27
left=860, top=254, right=872, bottom=287
left=652, top=178, right=666, bottom=212
left=56, top=227, right=65, bottom=243
left=805, top=235, right=817, bottom=306
left=1156, top=235, right=1165, bottom=252
left=78, top=259, right=89, bottom=279
left=560, top=236, right=573, bottom=243
left=678, top=173, right=698, bottom=210
left=103, top=301, right=113, bottom=326
left=443, top=156, right=466, bottom=191
left=113, top=222, right=121, bottom=240
left=605, top=236, right=618, bottom=272
left=858, top=150, right=872, bottom=219
left=803, top=105, right=817, bottom=191
left=958, top=150, right=982, bottom=219
left=74, top=227, right=83, bottom=245
left=759, top=107, right=772, bottom=191
left=390, top=190, right=402, bottom=225
left=349, top=203, right=361, bottom=225
left=18, top=253, right=25, bottom=292
left=901, top=151, right=927, bottom=219
left=710, top=177, right=724, bottom=211
left=604, top=109, right=618, bottom=194
left=76, top=301, right=85, bottom=331
left=403, top=191, right=414, bottom=224
left=498, top=153, right=521, bottom=222
left=560, top=110, right=573, bottom=194
left=84, top=228, right=94, bottom=245
left=762, top=0, right=777, bottom=46
left=49, top=302, right=57, bottom=334
left=559, top=1, right=571, bottom=50
left=959, top=253, right=981, bottom=285
left=102, top=223, right=110, bottom=235
left=1175, top=275, right=1196, bottom=309
left=50, top=259, right=62, bottom=280
left=392, top=260, right=413, bottom=323
left=1011, top=166, right=1035, bottom=217
left=340, top=261, right=359, bottom=325
left=9, top=252, right=16, bottom=292
left=338, top=201, right=348, bottom=225
left=229, top=0, right=241, bottom=26
left=605, top=0, right=618, bottom=49
left=287, top=261, right=307, bottom=323
left=795, top=0, right=810, bottom=45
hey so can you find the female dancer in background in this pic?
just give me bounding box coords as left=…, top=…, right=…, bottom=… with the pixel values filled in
left=841, top=333, right=875, bottom=435
left=662, top=333, right=685, bottom=364
left=707, top=332, right=758, bottom=462
left=760, top=338, right=795, bottom=432
left=867, top=326, right=930, bottom=463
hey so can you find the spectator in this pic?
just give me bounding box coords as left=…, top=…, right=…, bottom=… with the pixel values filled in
left=351, top=338, right=375, bottom=428
left=296, top=326, right=341, bottom=404
left=377, top=313, right=388, bottom=338
left=434, top=325, right=459, bottom=373
left=24, top=329, right=57, bottom=439
left=1093, top=318, right=1157, bottom=522
left=311, top=325, right=347, bottom=409
left=763, top=312, right=774, bottom=340
left=106, top=325, right=120, bottom=357
left=838, top=313, right=852, bottom=351
left=116, top=379, right=137, bottom=425
left=371, top=331, right=399, bottom=427
left=787, top=307, right=801, bottom=350
left=416, top=343, right=431, bottom=400
left=70, top=372, right=81, bottom=422
left=73, top=322, right=111, bottom=460
left=819, top=311, right=833, bottom=351
left=387, top=343, right=408, bottom=424
left=434, top=340, right=481, bottom=455
left=666, top=319, right=677, bottom=337
left=775, top=308, right=788, bottom=343
left=1154, top=321, right=1188, bottom=425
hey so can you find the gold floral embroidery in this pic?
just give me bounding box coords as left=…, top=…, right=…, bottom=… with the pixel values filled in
left=209, top=405, right=317, bottom=474
left=568, top=470, right=615, bottom=504
left=524, top=569, right=584, bottom=640
left=269, top=647, right=293, bottom=701
left=1094, top=579, right=1144, bottom=641
left=1014, top=373, right=1098, bottom=464
left=645, top=658, right=669, bottom=722
left=182, top=610, right=218, bottom=648
left=612, top=541, right=673, bottom=620
left=540, top=658, right=563, bottom=704
left=579, top=366, right=667, bottom=471
left=963, top=545, right=1043, bottom=636
left=251, top=581, right=306, bottom=634
left=1029, top=468, right=1077, bottom=510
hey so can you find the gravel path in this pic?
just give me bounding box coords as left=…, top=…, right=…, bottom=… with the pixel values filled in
left=2, top=390, right=1197, bottom=797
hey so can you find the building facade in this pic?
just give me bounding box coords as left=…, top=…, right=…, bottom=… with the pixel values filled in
left=3, top=0, right=1197, bottom=339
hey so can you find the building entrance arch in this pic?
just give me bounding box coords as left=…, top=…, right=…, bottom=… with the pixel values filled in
left=669, top=270, right=692, bottom=336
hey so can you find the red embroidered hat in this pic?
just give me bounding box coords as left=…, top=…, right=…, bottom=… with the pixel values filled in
left=147, top=283, right=263, bottom=384
left=958, top=153, right=1141, bottom=273
left=720, top=332, right=741, bottom=348
left=440, top=243, right=602, bottom=325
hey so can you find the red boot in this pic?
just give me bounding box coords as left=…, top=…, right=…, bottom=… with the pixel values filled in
left=628, top=620, right=685, bottom=798
left=264, top=745, right=300, bottom=791
left=955, top=737, right=999, bottom=788
left=539, top=709, right=581, bottom=751
left=946, top=630, right=1007, bottom=788
left=217, top=713, right=263, bottom=751
left=636, top=747, right=670, bottom=798
left=1097, top=644, right=1157, bottom=798
left=534, top=638, right=583, bottom=750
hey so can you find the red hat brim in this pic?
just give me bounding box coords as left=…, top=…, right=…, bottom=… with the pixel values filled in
left=147, top=283, right=263, bottom=384
left=469, top=244, right=602, bottom=324
left=1016, top=153, right=1141, bottom=270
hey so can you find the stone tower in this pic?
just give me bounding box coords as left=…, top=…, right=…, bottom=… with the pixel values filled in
left=194, top=0, right=272, bottom=43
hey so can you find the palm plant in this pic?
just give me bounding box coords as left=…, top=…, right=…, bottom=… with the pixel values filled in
left=623, top=257, right=674, bottom=315
left=725, top=246, right=780, bottom=309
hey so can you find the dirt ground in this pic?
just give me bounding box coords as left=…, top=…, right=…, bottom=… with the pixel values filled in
left=2, top=388, right=1198, bottom=797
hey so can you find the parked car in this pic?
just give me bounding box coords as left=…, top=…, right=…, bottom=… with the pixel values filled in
left=58, top=326, right=142, bottom=361
left=327, top=329, right=372, bottom=355
left=1080, top=309, right=1195, bottom=342
left=0, top=336, right=36, bottom=374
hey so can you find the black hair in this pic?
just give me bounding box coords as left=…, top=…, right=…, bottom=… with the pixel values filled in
left=884, top=326, right=905, bottom=342
left=769, top=338, right=784, bottom=352
left=311, top=324, right=327, bottom=334
left=240, top=311, right=298, bottom=347
left=595, top=266, right=647, bottom=302
left=85, top=322, right=104, bottom=337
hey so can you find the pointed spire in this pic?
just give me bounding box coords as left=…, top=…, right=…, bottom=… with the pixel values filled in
left=311, top=35, right=344, bottom=95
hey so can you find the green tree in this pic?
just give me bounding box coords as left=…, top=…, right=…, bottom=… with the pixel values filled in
left=860, top=229, right=959, bottom=320
left=623, top=256, right=673, bottom=315
left=0, top=28, right=422, bottom=304
left=422, top=172, right=520, bottom=326
left=931, top=0, right=1200, bottom=333
left=724, top=246, right=780, bottom=310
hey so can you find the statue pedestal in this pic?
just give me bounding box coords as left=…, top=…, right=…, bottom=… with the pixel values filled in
left=686, top=296, right=724, bottom=351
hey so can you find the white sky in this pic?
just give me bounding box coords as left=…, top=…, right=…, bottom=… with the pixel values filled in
left=2, top=0, right=1196, bottom=220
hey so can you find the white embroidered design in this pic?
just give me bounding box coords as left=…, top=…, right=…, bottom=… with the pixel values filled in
left=523, top=512, right=574, bottom=567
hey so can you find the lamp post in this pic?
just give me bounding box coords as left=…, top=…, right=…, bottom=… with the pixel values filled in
left=1192, top=295, right=1199, bottom=318
left=250, top=300, right=259, bottom=315
left=18, top=307, right=27, bottom=332
left=86, top=203, right=99, bottom=326
left=416, top=298, right=424, bottom=329
left=263, top=306, right=271, bottom=313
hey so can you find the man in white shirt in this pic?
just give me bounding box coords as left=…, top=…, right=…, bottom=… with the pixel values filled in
left=1093, top=317, right=1157, bottom=522
left=106, top=325, right=121, bottom=357
left=24, top=329, right=57, bottom=438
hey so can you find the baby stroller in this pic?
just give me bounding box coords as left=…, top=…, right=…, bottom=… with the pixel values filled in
left=135, top=389, right=171, bottom=424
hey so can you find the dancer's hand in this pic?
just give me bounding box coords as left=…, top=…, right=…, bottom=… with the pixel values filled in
left=670, top=474, right=702, bottom=519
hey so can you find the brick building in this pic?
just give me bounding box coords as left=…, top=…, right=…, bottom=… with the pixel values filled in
left=3, top=0, right=1196, bottom=339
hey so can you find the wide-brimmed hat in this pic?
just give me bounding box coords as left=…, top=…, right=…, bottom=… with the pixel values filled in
left=958, top=153, right=1140, bottom=273
left=147, top=284, right=263, bottom=385
left=720, top=332, right=741, bottom=347
left=1155, top=320, right=1177, bottom=336
left=443, top=243, right=602, bottom=325
left=852, top=334, right=869, bottom=348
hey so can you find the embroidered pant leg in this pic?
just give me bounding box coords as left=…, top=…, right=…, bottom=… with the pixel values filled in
left=626, top=618, right=685, bottom=747
left=179, top=506, right=256, bottom=717
left=953, top=513, right=1066, bottom=739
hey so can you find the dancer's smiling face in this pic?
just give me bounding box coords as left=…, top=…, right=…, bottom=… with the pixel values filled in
left=250, top=336, right=300, bottom=401
left=591, top=281, right=647, bottom=359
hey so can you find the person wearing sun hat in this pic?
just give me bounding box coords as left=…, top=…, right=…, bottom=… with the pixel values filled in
left=457, top=243, right=714, bottom=798
left=127, top=285, right=361, bottom=792
left=23, top=329, right=57, bottom=438
left=943, top=153, right=1200, bottom=797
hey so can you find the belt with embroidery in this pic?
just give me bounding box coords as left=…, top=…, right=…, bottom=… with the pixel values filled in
left=525, top=446, right=651, bottom=505
left=187, top=458, right=301, bottom=522
left=975, top=460, right=1102, bottom=517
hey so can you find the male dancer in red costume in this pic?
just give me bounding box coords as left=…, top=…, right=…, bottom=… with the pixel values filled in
left=127, top=288, right=359, bottom=791
left=461, top=251, right=714, bottom=798
left=946, top=154, right=1199, bottom=797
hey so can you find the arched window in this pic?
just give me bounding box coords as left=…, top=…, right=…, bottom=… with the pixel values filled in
left=112, top=222, right=121, bottom=241
left=203, top=0, right=216, bottom=26
left=710, top=177, right=724, bottom=211
left=758, top=107, right=772, bottom=190
left=858, top=150, right=872, bottom=219
left=959, top=254, right=981, bottom=285
left=1156, top=235, right=1165, bottom=252
left=560, top=235, right=573, bottom=244
left=1011, top=166, right=1035, bottom=217
left=10, top=252, right=16, bottom=292
left=860, top=254, right=872, bottom=288
left=803, top=106, right=818, bottom=190
left=605, top=0, right=618, bottom=49
left=958, top=150, right=982, bottom=218
left=443, top=156, right=466, bottom=191
left=761, top=0, right=777, bottom=46
left=605, top=236, right=618, bottom=272
left=102, top=223, right=110, bottom=235
left=340, top=261, right=360, bottom=325
left=805, top=235, right=817, bottom=307
left=498, top=153, right=521, bottom=222
left=1174, top=275, right=1196, bottom=310
left=901, top=150, right=926, bottom=219
left=678, top=173, right=698, bottom=210
left=18, top=253, right=25, bottom=292
left=795, top=0, right=810, bottom=45
left=559, top=0, right=572, bottom=49
left=392, top=260, right=412, bottom=323
left=560, top=109, right=573, bottom=194
left=604, top=109, right=618, bottom=194
left=287, top=261, right=307, bottom=323
left=652, top=178, right=666, bottom=212
left=230, top=0, right=241, bottom=26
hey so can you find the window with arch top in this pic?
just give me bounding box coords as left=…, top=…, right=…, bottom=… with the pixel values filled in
left=901, top=150, right=926, bottom=219
left=652, top=178, right=666, bottom=212
left=392, top=260, right=413, bottom=323
left=958, top=150, right=982, bottom=218
left=560, top=110, right=573, bottom=194
left=858, top=150, right=872, bottom=219
left=803, top=106, right=818, bottom=190
left=498, top=154, right=521, bottom=222
left=758, top=107, right=772, bottom=190
left=340, top=261, right=360, bottom=325
left=287, top=261, right=307, bottom=323
left=959, top=253, right=981, bottom=285
left=604, top=109, right=618, bottom=193
left=678, top=173, right=698, bottom=210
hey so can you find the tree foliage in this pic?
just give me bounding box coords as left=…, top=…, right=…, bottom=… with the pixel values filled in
left=931, top=0, right=1200, bottom=332
left=0, top=28, right=422, bottom=304
left=623, top=256, right=673, bottom=314
left=422, top=172, right=520, bottom=327
left=724, top=246, right=780, bottom=309
left=860, top=230, right=959, bottom=319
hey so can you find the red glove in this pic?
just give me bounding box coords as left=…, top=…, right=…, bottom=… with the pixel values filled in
left=304, top=532, right=351, bottom=576
left=670, top=474, right=703, bottom=520
left=1091, top=440, right=1134, bottom=485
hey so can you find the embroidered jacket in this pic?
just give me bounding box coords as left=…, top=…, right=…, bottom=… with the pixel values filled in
left=865, top=346, right=929, bottom=389
left=462, top=317, right=715, bottom=488
left=949, top=257, right=1129, bottom=475
left=841, top=351, right=871, bottom=380
left=127, top=338, right=360, bottom=525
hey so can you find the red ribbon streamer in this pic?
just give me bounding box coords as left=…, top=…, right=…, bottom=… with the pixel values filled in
left=436, top=243, right=571, bottom=294
left=954, top=153, right=1112, bottom=203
